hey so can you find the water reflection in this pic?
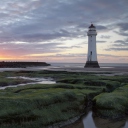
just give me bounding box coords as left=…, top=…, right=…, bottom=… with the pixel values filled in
left=8, top=76, right=56, bottom=85
left=83, top=111, right=128, bottom=128
left=0, top=76, right=56, bottom=90
left=63, top=111, right=128, bottom=128
left=83, top=112, right=96, bottom=128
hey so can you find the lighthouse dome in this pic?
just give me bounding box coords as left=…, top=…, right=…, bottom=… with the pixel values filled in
left=88, top=24, right=96, bottom=31
left=88, top=24, right=97, bottom=36
left=89, top=24, right=95, bottom=28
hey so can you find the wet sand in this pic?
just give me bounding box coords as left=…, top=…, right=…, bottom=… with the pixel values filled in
left=47, top=66, right=128, bottom=75
left=0, top=66, right=128, bottom=75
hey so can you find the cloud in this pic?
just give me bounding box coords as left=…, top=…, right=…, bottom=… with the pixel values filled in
left=105, top=38, right=128, bottom=51
left=117, top=23, right=128, bottom=31
left=0, top=0, right=127, bottom=43
left=0, top=28, right=80, bottom=43
left=77, top=23, right=88, bottom=29
left=114, top=22, right=128, bottom=36
left=114, top=40, right=124, bottom=43
left=96, top=25, right=108, bottom=30
left=0, top=42, right=62, bottom=56
left=113, top=39, right=128, bottom=46
left=57, top=45, right=82, bottom=49
left=114, top=31, right=128, bottom=36
left=98, top=54, right=128, bottom=58
left=97, top=41, right=106, bottom=43
left=105, top=48, right=128, bottom=51
left=55, top=53, right=86, bottom=57
left=114, top=39, right=128, bottom=45
left=99, top=35, right=111, bottom=39
left=0, top=0, right=128, bottom=62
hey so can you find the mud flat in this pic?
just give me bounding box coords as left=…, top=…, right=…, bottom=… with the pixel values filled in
left=47, top=66, right=128, bottom=75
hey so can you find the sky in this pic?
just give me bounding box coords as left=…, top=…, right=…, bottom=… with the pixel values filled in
left=0, top=0, right=128, bottom=63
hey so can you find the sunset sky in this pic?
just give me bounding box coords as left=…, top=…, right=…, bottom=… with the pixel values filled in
left=0, top=0, right=128, bottom=63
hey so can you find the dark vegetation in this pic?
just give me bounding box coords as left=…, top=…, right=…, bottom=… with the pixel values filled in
left=0, top=70, right=128, bottom=127
left=93, top=84, right=128, bottom=119
left=0, top=78, right=34, bottom=87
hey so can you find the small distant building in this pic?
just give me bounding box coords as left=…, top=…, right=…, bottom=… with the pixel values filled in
left=84, top=24, right=100, bottom=68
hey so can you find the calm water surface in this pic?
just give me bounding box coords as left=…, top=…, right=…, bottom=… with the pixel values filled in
left=0, top=76, right=56, bottom=90
left=83, top=111, right=128, bottom=128
left=64, top=111, right=128, bottom=128
left=0, top=63, right=128, bottom=72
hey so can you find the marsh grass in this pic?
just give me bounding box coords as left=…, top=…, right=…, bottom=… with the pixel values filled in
left=0, top=82, right=101, bottom=127
left=0, top=78, right=34, bottom=87
left=0, top=71, right=127, bottom=127
left=93, top=84, right=128, bottom=119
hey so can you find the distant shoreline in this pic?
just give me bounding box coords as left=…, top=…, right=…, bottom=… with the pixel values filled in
left=0, top=65, right=128, bottom=75
left=0, top=62, right=50, bottom=68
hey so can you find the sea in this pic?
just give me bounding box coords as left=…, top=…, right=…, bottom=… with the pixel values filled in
left=0, top=63, right=128, bottom=72
left=50, top=63, right=128, bottom=68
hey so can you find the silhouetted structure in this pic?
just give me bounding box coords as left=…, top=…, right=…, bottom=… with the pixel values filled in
left=0, top=62, right=50, bottom=68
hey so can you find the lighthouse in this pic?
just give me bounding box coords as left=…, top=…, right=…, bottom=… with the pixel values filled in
left=84, top=24, right=100, bottom=68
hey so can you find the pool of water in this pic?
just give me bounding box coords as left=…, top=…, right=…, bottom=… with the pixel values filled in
left=83, top=111, right=128, bottom=128
left=64, top=111, right=128, bottom=128
left=0, top=76, right=56, bottom=90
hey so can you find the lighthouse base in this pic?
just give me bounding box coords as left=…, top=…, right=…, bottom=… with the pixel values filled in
left=84, top=61, right=100, bottom=68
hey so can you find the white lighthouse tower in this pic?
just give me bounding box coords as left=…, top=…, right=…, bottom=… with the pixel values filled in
left=85, top=24, right=100, bottom=68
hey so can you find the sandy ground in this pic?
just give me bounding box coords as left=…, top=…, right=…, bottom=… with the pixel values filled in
left=0, top=66, right=128, bottom=76
left=47, top=67, right=128, bottom=76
